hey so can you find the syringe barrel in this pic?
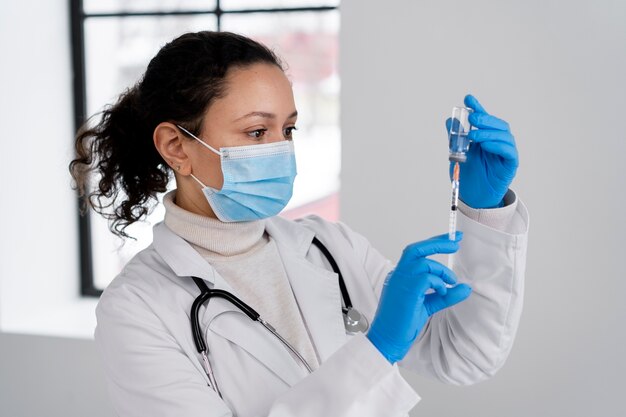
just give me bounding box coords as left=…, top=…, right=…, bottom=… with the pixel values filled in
left=449, top=106, right=473, bottom=162
left=448, top=209, right=457, bottom=241
left=448, top=178, right=460, bottom=240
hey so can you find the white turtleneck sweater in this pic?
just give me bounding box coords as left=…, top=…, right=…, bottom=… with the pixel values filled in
left=163, top=191, right=321, bottom=371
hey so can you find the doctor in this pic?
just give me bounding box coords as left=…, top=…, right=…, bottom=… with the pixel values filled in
left=70, top=31, right=528, bottom=417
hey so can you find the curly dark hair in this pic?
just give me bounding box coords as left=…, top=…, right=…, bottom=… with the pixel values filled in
left=69, top=31, right=283, bottom=238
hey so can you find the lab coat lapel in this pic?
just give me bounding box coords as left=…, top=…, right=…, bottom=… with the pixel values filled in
left=153, top=222, right=308, bottom=386
left=266, top=218, right=348, bottom=363
left=201, top=271, right=309, bottom=386
left=207, top=309, right=308, bottom=386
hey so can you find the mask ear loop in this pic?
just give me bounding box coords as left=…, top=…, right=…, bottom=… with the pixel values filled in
left=176, top=124, right=222, bottom=156
left=176, top=124, right=223, bottom=190
left=189, top=173, right=208, bottom=188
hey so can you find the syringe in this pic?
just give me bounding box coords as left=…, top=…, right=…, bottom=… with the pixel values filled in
left=447, top=106, right=472, bottom=241
left=448, top=162, right=461, bottom=240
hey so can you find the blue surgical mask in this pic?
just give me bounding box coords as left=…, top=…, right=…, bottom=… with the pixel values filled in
left=177, top=125, right=297, bottom=222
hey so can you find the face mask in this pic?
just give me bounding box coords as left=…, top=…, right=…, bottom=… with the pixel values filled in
left=177, top=125, right=297, bottom=222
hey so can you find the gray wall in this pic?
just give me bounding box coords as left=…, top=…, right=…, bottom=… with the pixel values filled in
left=0, top=333, right=114, bottom=417
left=340, top=1, right=625, bottom=416
left=1, top=1, right=624, bottom=416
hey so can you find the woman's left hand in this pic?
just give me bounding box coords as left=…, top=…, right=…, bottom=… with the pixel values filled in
left=446, top=94, right=519, bottom=209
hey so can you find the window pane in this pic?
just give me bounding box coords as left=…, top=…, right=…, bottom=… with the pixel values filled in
left=91, top=191, right=174, bottom=289
left=84, top=15, right=216, bottom=289
left=84, top=15, right=217, bottom=116
left=222, top=11, right=341, bottom=218
left=222, top=0, right=339, bottom=10
left=84, top=0, right=216, bottom=14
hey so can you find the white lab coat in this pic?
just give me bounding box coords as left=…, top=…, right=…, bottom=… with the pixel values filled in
left=94, top=196, right=529, bottom=417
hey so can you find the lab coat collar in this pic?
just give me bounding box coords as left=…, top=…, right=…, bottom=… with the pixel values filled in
left=152, top=216, right=315, bottom=284
left=152, top=217, right=346, bottom=385
left=264, top=215, right=316, bottom=258
left=154, top=222, right=302, bottom=385
left=153, top=221, right=217, bottom=283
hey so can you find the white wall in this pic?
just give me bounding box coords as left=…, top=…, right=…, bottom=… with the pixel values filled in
left=0, top=1, right=113, bottom=416
left=0, top=0, right=100, bottom=336
left=340, top=1, right=625, bottom=416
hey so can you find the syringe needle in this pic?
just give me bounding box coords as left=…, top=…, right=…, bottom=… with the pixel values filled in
left=448, top=162, right=460, bottom=241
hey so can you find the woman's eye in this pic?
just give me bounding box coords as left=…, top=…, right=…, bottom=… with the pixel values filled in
left=284, top=126, right=297, bottom=139
left=247, top=129, right=267, bottom=139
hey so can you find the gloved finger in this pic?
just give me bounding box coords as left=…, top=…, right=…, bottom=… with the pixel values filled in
left=398, top=232, right=462, bottom=267
left=429, top=231, right=463, bottom=243
left=413, top=258, right=458, bottom=286
left=423, top=259, right=458, bottom=285
left=424, top=284, right=472, bottom=316
left=445, top=117, right=465, bottom=135
left=469, top=112, right=510, bottom=132
left=479, top=141, right=519, bottom=164
left=446, top=117, right=464, bottom=134
left=419, top=273, right=449, bottom=297
left=468, top=129, right=516, bottom=147
left=464, top=94, right=487, bottom=114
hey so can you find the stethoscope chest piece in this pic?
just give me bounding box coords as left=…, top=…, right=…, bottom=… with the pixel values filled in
left=343, top=307, right=369, bottom=334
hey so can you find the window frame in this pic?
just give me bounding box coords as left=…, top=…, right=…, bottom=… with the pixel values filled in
left=69, top=0, right=339, bottom=297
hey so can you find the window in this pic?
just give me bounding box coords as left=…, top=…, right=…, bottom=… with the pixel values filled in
left=70, top=0, right=341, bottom=295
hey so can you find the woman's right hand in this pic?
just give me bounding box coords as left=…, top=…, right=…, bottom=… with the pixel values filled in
left=366, top=232, right=472, bottom=364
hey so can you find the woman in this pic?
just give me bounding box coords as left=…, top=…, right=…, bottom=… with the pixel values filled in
left=70, top=31, right=529, bottom=417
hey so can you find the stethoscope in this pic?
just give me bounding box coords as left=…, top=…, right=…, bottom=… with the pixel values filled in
left=190, top=236, right=369, bottom=398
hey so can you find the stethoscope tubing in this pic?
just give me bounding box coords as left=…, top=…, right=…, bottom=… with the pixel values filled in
left=191, top=285, right=260, bottom=354
left=189, top=236, right=363, bottom=398
left=258, top=319, right=314, bottom=373
left=311, top=237, right=353, bottom=314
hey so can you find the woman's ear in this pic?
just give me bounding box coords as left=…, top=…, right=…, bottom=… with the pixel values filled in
left=153, top=122, right=191, bottom=175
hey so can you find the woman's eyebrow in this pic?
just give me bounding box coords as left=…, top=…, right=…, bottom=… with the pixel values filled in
left=235, top=110, right=298, bottom=121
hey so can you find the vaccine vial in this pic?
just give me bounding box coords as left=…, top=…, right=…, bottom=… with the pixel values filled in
left=448, top=106, right=473, bottom=163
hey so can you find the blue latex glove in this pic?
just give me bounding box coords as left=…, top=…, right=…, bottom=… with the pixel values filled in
left=366, top=232, right=472, bottom=364
left=446, top=94, right=519, bottom=209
